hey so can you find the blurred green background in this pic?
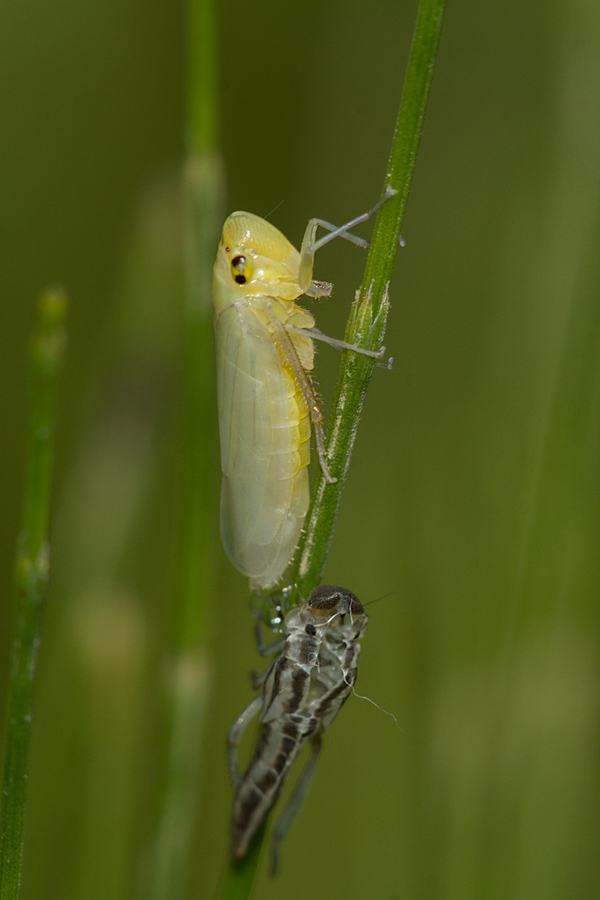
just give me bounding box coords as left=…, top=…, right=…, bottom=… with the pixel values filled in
left=1, top=1, right=599, bottom=899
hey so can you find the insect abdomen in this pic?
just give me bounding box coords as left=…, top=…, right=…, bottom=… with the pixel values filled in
left=231, top=716, right=311, bottom=859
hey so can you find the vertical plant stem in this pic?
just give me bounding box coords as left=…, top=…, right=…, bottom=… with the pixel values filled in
left=295, top=0, right=447, bottom=594
left=179, top=0, right=223, bottom=649
left=147, top=1, right=224, bottom=898
left=217, top=823, right=265, bottom=900
left=0, top=288, right=67, bottom=900
left=222, top=0, right=447, bottom=892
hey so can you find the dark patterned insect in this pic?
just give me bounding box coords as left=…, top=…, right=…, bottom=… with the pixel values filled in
left=227, top=584, right=369, bottom=872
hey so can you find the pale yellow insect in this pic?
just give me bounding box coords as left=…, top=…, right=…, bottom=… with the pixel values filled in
left=212, top=189, right=395, bottom=589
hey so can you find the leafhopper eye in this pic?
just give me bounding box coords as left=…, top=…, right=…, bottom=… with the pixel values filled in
left=231, top=254, right=252, bottom=285
left=308, top=585, right=344, bottom=613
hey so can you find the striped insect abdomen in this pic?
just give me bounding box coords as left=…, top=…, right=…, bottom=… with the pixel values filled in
left=231, top=712, right=316, bottom=859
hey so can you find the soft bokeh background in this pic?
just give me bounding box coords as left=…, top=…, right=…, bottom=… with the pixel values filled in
left=1, top=1, right=599, bottom=899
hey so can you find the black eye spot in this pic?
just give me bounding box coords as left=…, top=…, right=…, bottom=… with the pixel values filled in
left=305, top=624, right=316, bottom=637
left=231, top=254, right=248, bottom=284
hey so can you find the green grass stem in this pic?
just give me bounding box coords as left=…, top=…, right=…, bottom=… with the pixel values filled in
left=146, top=1, right=224, bottom=898
left=295, top=0, right=446, bottom=594
left=0, top=288, right=67, bottom=900
left=221, top=0, right=447, bottom=891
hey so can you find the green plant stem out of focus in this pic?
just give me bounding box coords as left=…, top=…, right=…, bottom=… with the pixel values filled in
left=0, top=288, right=67, bottom=900
left=145, top=1, right=224, bottom=899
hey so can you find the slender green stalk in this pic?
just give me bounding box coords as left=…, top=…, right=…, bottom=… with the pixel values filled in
left=295, top=0, right=446, bottom=593
left=217, top=823, right=265, bottom=900
left=220, top=0, right=447, bottom=892
left=179, top=0, right=223, bottom=650
left=146, top=1, right=223, bottom=898
left=0, top=287, right=67, bottom=900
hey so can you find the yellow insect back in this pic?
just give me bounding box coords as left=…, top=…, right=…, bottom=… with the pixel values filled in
left=213, top=213, right=317, bottom=589
left=213, top=190, right=395, bottom=589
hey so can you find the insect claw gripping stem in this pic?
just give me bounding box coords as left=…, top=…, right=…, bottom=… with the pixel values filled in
left=314, top=427, right=337, bottom=484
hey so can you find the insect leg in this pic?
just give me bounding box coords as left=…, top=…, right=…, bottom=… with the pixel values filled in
left=253, top=612, right=286, bottom=659
left=307, top=222, right=370, bottom=250
left=250, top=664, right=276, bottom=692
left=227, top=695, right=264, bottom=790
left=287, top=324, right=394, bottom=370
left=298, top=185, right=397, bottom=290
left=308, top=217, right=405, bottom=254
left=265, top=307, right=336, bottom=484
left=269, top=734, right=323, bottom=876
left=308, top=185, right=397, bottom=254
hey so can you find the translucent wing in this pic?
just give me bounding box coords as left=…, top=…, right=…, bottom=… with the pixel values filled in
left=216, top=299, right=310, bottom=587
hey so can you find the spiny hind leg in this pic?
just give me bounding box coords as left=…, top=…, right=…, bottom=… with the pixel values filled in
left=227, top=695, right=263, bottom=790
left=269, top=734, right=323, bottom=876
left=265, top=307, right=336, bottom=484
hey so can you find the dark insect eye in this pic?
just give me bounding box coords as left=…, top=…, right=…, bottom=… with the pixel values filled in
left=231, top=254, right=252, bottom=286
left=305, top=624, right=316, bottom=637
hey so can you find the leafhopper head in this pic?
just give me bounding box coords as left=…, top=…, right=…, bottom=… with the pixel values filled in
left=213, top=212, right=304, bottom=308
